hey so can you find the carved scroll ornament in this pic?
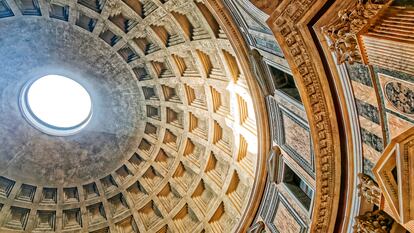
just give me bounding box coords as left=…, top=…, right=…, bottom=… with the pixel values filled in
left=354, top=210, right=393, bottom=233
left=357, top=173, right=382, bottom=206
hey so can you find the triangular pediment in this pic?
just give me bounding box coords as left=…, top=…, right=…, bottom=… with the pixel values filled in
left=374, top=127, right=414, bottom=224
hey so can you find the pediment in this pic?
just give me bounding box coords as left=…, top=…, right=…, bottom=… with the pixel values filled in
left=373, top=127, right=414, bottom=224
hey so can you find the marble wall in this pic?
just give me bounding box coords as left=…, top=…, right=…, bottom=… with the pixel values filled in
left=347, top=63, right=414, bottom=179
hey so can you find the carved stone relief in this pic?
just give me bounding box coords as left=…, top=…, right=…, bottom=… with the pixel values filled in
left=354, top=210, right=393, bottom=233
left=379, top=73, right=414, bottom=120
left=266, top=0, right=343, bottom=231
left=385, top=81, right=414, bottom=115
left=322, top=0, right=391, bottom=64
left=357, top=173, right=381, bottom=206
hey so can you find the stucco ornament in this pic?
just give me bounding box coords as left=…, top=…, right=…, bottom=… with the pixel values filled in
left=354, top=210, right=393, bottom=233
left=357, top=173, right=381, bottom=206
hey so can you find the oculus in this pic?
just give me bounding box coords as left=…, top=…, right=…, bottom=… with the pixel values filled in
left=20, top=75, right=92, bottom=136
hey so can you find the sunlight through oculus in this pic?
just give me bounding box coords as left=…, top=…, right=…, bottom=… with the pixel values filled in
left=21, top=75, right=92, bottom=136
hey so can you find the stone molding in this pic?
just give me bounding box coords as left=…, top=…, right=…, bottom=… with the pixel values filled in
left=373, top=127, right=414, bottom=225
left=266, top=0, right=342, bottom=232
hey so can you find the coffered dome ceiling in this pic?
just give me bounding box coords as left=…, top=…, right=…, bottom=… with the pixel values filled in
left=0, top=0, right=261, bottom=232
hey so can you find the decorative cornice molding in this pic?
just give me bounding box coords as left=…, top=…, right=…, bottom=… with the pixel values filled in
left=266, top=0, right=342, bottom=232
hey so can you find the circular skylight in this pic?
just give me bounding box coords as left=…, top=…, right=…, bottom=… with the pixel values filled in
left=21, top=75, right=92, bottom=136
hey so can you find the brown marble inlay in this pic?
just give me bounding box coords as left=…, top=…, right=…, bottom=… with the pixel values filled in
left=274, top=201, right=302, bottom=233
left=283, top=116, right=311, bottom=165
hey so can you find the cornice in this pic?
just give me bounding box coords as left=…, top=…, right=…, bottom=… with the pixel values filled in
left=266, top=1, right=342, bottom=232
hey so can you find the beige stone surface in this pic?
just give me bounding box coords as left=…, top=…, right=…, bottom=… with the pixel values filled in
left=387, top=113, right=414, bottom=140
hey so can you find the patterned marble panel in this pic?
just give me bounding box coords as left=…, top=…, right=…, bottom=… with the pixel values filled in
left=358, top=116, right=382, bottom=138
left=355, top=99, right=381, bottom=124
left=363, top=158, right=376, bottom=181
left=378, top=73, right=414, bottom=120
left=362, top=143, right=382, bottom=165
left=268, top=192, right=307, bottom=233
left=361, top=128, right=384, bottom=153
left=274, top=204, right=301, bottom=233
left=275, top=105, right=314, bottom=178
left=352, top=81, right=378, bottom=107
left=282, top=116, right=311, bottom=165
left=346, top=63, right=373, bottom=87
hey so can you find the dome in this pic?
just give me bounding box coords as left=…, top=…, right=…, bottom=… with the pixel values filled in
left=0, top=0, right=263, bottom=232
left=4, top=0, right=411, bottom=232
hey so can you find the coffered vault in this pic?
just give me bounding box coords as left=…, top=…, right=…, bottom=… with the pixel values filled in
left=0, top=0, right=267, bottom=232
left=2, top=0, right=414, bottom=232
